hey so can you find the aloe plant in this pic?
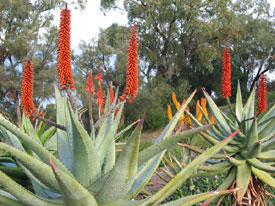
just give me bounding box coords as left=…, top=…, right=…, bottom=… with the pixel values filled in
left=0, top=87, right=240, bottom=206
left=0, top=113, right=56, bottom=189
left=183, top=82, right=275, bottom=205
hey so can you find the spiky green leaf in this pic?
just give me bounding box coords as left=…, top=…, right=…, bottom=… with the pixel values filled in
left=139, top=130, right=240, bottom=205
left=50, top=160, right=98, bottom=206
left=95, top=115, right=143, bottom=204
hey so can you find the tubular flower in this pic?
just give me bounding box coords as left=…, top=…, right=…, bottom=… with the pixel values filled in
left=180, top=99, right=186, bottom=121
left=167, top=104, right=173, bottom=120
left=109, top=81, right=114, bottom=104
left=95, top=70, right=103, bottom=83
left=57, top=7, right=75, bottom=90
left=120, top=24, right=138, bottom=103
left=181, top=99, right=186, bottom=106
left=221, top=47, right=231, bottom=98
left=210, top=115, right=215, bottom=123
left=185, top=106, right=192, bottom=128
left=21, top=60, right=37, bottom=117
left=172, top=92, right=181, bottom=110
left=85, top=70, right=95, bottom=95
left=96, top=83, right=104, bottom=106
left=257, top=74, right=267, bottom=113
left=201, top=98, right=208, bottom=117
left=196, top=100, right=203, bottom=122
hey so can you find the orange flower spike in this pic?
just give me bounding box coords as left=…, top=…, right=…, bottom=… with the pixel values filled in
left=201, top=98, right=208, bottom=117
left=210, top=115, right=215, bottom=123
left=57, top=7, right=75, bottom=90
left=172, top=92, right=181, bottom=110
left=185, top=106, right=192, bottom=128
left=120, top=24, right=138, bottom=102
left=85, top=70, right=95, bottom=95
left=109, top=81, right=114, bottom=105
left=167, top=104, right=173, bottom=120
left=221, top=47, right=231, bottom=98
left=196, top=100, right=203, bottom=122
left=21, top=60, right=37, bottom=117
left=257, top=74, right=267, bottom=114
left=95, top=70, right=103, bottom=83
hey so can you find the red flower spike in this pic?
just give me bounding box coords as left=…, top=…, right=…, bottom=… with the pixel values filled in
left=96, top=83, right=104, bottom=106
left=86, top=70, right=95, bottom=95
left=95, top=70, right=103, bottom=83
left=21, top=60, right=37, bottom=117
left=109, top=81, right=114, bottom=104
left=257, top=74, right=267, bottom=113
left=221, top=47, right=231, bottom=98
left=57, top=8, right=75, bottom=90
left=120, top=24, right=138, bottom=102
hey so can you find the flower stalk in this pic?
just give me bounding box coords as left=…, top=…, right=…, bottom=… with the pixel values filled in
left=86, top=70, right=95, bottom=127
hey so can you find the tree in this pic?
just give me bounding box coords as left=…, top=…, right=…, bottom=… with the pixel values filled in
left=0, top=0, right=87, bottom=124
left=100, top=0, right=274, bottom=100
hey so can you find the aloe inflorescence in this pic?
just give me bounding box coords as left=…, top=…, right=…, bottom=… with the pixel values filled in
left=21, top=60, right=37, bottom=118
left=57, top=6, right=75, bottom=90
left=120, top=23, right=139, bottom=103
left=257, top=74, right=267, bottom=114
left=221, top=47, right=231, bottom=98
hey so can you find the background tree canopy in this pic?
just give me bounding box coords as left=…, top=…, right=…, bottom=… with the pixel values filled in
left=98, top=0, right=274, bottom=97
left=0, top=0, right=274, bottom=128
left=0, top=0, right=87, bottom=124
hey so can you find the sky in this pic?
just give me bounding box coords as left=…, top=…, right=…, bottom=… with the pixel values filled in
left=57, top=0, right=274, bottom=49
left=57, top=0, right=128, bottom=49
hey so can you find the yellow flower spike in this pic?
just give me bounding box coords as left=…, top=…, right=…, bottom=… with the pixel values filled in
left=172, top=92, right=181, bottom=110
left=180, top=99, right=186, bottom=121
left=167, top=104, right=173, bottom=120
left=210, top=115, right=215, bottom=123
left=201, top=98, right=208, bottom=118
left=185, top=106, right=192, bottom=129
left=196, top=99, right=203, bottom=122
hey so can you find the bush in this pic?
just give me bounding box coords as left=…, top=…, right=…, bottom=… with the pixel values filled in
left=144, top=110, right=168, bottom=131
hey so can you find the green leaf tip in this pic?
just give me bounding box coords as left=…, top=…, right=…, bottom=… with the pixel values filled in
left=137, top=113, right=146, bottom=129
